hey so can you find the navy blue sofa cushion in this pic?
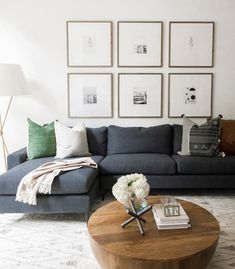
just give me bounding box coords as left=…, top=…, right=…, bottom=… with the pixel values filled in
left=173, top=124, right=182, bottom=154
left=0, top=155, right=103, bottom=195
left=86, top=127, right=107, bottom=155
left=7, top=147, right=27, bottom=170
left=107, top=125, right=173, bottom=155
left=99, top=153, right=176, bottom=175
left=172, top=154, right=235, bottom=174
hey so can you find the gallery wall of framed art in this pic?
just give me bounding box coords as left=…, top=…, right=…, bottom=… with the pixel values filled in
left=66, top=20, right=215, bottom=119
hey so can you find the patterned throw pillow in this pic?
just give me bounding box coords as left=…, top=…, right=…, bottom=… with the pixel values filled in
left=27, top=118, right=56, bottom=159
left=189, top=117, right=221, bottom=156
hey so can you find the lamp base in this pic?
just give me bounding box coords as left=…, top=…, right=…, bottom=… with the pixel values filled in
left=0, top=96, right=13, bottom=171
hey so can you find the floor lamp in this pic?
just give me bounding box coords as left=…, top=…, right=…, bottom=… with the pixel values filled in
left=0, top=64, right=29, bottom=170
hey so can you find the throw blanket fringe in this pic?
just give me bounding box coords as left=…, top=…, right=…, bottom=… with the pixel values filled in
left=15, top=157, right=97, bottom=206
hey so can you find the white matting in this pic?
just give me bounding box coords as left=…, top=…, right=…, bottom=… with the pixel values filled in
left=0, top=193, right=234, bottom=269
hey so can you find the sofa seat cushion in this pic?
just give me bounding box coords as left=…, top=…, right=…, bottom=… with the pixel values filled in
left=172, top=155, right=235, bottom=174
left=99, top=154, right=176, bottom=175
left=0, top=156, right=103, bottom=195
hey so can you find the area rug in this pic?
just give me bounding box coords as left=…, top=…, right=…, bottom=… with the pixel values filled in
left=0, top=193, right=234, bottom=269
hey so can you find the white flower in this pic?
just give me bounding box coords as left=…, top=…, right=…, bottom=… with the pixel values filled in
left=112, top=173, right=150, bottom=207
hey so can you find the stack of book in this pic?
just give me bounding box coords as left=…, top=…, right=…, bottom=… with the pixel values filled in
left=152, top=203, right=191, bottom=230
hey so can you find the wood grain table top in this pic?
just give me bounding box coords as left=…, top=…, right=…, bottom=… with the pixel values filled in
left=88, top=196, right=220, bottom=262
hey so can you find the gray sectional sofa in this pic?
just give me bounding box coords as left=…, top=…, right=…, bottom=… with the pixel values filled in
left=0, top=124, right=235, bottom=218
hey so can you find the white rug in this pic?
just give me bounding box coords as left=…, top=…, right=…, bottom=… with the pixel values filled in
left=0, top=193, right=234, bottom=269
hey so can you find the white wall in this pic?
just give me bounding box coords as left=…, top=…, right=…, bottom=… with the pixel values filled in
left=0, top=0, right=235, bottom=170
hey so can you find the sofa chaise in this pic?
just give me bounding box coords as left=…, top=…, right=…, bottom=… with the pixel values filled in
left=0, top=124, right=235, bottom=218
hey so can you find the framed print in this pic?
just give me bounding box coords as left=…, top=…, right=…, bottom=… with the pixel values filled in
left=68, top=73, right=113, bottom=118
left=118, top=73, right=162, bottom=118
left=169, top=22, right=214, bottom=67
left=66, top=21, right=112, bottom=67
left=118, top=21, right=163, bottom=67
left=168, top=73, right=213, bottom=118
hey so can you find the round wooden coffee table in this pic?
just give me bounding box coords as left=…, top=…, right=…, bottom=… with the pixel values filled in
left=88, top=196, right=220, bottom=269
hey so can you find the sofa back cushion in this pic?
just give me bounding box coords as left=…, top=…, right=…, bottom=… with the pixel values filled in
left=173, top=124, right=183, bottom=154
left=86, top=127, right=107, bottom=155
left=107, top=125, right=173, bottom=155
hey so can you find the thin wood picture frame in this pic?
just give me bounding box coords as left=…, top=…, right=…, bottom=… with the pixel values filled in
left=118, top=21, right=163, bottom=67
left=168, top=73, right=213, bottom=118
left=169, top=22, right=215, bottom=67
left=66, top=21, right=113, bottom=67
left=118, top=73, right=163, bottom=118
left=68, top=73, right=113, bottom=118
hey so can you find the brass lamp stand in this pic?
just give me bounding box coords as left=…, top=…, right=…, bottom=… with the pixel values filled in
left=0, top=96, right=13, bottom=169
left=0, top=64, right=29, bottom=171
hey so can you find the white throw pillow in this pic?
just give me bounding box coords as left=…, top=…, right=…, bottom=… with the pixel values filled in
left=178, top=117, right=196, bottom=155
left=54, top=121, right=91, bottom=158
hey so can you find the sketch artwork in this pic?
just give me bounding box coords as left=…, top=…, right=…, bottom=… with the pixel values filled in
left=168, top=73, right=212, bottom=117
left=68, top=73, right=112, bottom=118
left=82, top=35, right=96, bottom=54
left=169, top=22, right=214, bottom=67
left=189, top=36, right=195, bottom=50
left=134, top=45, right=148, bottom=54
left=133, top=88, right=147, bottom=104
left=67, top=21, right=112, bottom=66
left=83, top=87, right=97, bottom=104
left=185, top=87, right=197, bottom=104
left=118, top=73, right=162, bottom=117
left=118, top=22, right=162, bottom=66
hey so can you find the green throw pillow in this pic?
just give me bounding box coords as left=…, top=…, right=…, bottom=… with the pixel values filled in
left=27, top=118, right=56, bottom=159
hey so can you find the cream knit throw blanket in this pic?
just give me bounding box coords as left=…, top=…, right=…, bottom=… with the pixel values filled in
left=15, top=157, right=97, bottom=206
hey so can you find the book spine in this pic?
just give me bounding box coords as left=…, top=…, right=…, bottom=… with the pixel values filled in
left=152, top=208, right=159, bottom=228
left=157, top=223, right=191, bottom=230
left=152, top=209, right=191, bottom=230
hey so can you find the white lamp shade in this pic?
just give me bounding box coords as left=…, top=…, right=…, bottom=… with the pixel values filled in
left=0, top=64, right=29, bottom=96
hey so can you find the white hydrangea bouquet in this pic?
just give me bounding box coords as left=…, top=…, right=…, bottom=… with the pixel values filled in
left=112, top=173, right=150, bottom=210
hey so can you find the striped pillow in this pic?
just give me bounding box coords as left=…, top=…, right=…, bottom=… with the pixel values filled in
left=189, top=117, right=221, bottom=156
left=27, top=119, right=56, bottom=159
